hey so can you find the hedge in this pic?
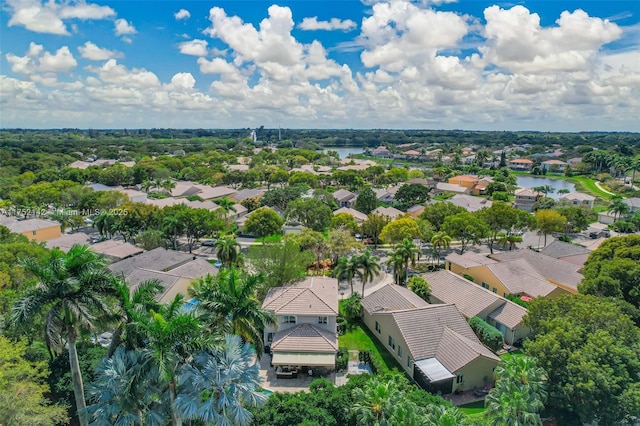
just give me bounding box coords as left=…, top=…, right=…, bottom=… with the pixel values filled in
left=468, top=316, right=504, bottom=351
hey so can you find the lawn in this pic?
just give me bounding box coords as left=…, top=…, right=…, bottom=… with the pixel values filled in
left=338, top=322, right=404, bottom=372
left=570, top=176, right=615, bottom=199
left=500, top=349, right=524, bottom=361
left=459, top=400, right=486, bottom=416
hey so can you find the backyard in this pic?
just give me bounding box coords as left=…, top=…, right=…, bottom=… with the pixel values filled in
left=338, top=321, right=404, bottom=373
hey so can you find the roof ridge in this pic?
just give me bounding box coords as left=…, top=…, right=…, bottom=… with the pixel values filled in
left=304, top=279, right=338, bottom=314
left=440, top=327, right=498, bottom=367
left=264, top=287, right=303, bottom=310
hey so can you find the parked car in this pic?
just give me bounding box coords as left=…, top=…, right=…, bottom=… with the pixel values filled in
left=200, top=239, right=216, bottom=246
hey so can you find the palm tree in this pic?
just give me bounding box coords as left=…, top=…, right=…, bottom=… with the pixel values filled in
left=216, top=197, right=237, bottom=222
left=135, top=295, right=211, bottom=426
left=395, top=239, right=421, bottom=285
left=485, top=355, right=548, bottom=426
left=107, top=279, right=163, bottom=358
left=175, top=335, right=267, bottom=425
left=342, top=292, right=362, bottom=323
left=93, top=210, right=115, bottom=239
left=352, top=378, right=394, bottom=424
left=12, top=245, right=120, bottom=426
left=141, top=179, right=154, bottom=194
left=424, top=405, right=468, bottom=426
left=161, top=215, right=184, bottom=250
left=507, top=234, right=523, bottom=251
left=215, top=235, right=241, bottom=267
left=161, top=179, right=176, bottom=194
left=356, top=250, right=381, bottom=296
left=189, top=270, right=276, bottom=357
left=497, top=232, right=508, bottom=249
left=608, top=195, right=630, bottom=222
left=431, top=232, right=451, bottom=267
left=334, top=255, right=358, bottom=294
left=386, top=251, right=406, bottom=286
left=86, top=347, right=170, bottom=425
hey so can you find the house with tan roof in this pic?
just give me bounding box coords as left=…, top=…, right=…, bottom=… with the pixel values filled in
left=373, top=206, right=403, bottom=220
left=425, top=270, right=531, bottom=344
left=333, top=189, right=357, bottom=208
left=262, top=277, right=338, bottom=369
left=90, top=239, right=143, bottom=262
left=541, top=159, right=567, bottom=172
left=361, top=286, right=500, bottom=394
left=559, top=192, right=595, bottom=209
left=514, top=188, right=542, bottom=212
left=539, top=240, right=591, bottom=270
left=333, top=207, right=368, bottom=224
left=0, top=215, right=62, bottom=242
left=508, top=158, right=533, bottom=171
left=46, top=232, right=91, bottom=251
left=445, top=251, right=571, bottom=299
left=447, top=194, right=493, bottom=213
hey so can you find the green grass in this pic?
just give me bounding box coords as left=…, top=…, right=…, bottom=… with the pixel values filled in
left=338, top=322, right=404, bottom=372
left=570, top=176, right=614, bottom=199
left=459, top=400, right=486, bottom=415
left=500, top=349, right=524, bottom=361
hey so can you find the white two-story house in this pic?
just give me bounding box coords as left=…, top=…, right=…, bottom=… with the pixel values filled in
left=262, top=277, right=338, bottom=370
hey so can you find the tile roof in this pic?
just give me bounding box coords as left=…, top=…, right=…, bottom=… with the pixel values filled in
left=333, top=207, right=368, bottom=223
left=333, top=189, right=357, bottom=202
left=169, top=258, right=218, bottom=278
left=449, top=175, right=479, bottom=182
left=390, top=305, right=498, bottom=371
left=270, top=323, right=337, bottom=353
left=170, top=181, right=201, bottom=197
left=46, top=232, right=91, bottom=251
left=107, top=247, right=194, bottom=277
left=126, top=268, right=184, bottom=300
left=435, top=182, right=469, bottom=193
left=361, top=284, right=429, bottom=314
left=559, top=192, right=595, bottom=202
left=624, top=197, right=640, bottom=209
left=1, top=217, right=61, bottom=234
left=425, top=270, right=504, bottom=318
left=510, top=159, right=533, bottom=164
left=91, top=239, right=143, bottom=261
left=483, top=259, right=558, bottom=297
left=448, top=194, right=492, bottom=212
left=262, top=277, right=338, bottom=315
left=194, top=185, right=236, bottom=200
left=490, top=249, right=583, bottom=290
left=540, top=240, right=591, bottom=259
left=487, top=303, right=528, bottom=331
left=515, top=188, right=542, bottom=197
left=373, top=206, right=403, bottom=219
left=232, top=188, right=266, bottom=202
left=446, top=252, right=497, bottom=269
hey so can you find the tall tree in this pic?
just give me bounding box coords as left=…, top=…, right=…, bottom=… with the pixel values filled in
left=534, top=209, right=566, bottom=247
left=243, top=206, right=284, bottom=237
left=361, top=212, right=389, bottom=249
left=442, top=212, right=489, bottom=254
left=356, top=250, right=381, bottom=296
left=394, top=238, right=421, bottom=286
left=418, top=202, right=466, bottom=231
left=355, top=186, right=378, bottom=214
left=476, top=201, right=519, bottom=254
left=380, top=217, right=421, bottom=245
left=431, top=232, right=451, bottom=266
left=407, top=276, right=430, bottom=302
left=386, top=250, right=406, bottom=286
left=12, top=245, right=120, bottom=426
left=189, top=270, right=276, bottom=357
left=215, top=235, right=241, bottom=267
left=335, top=255, right=359, bottom=295
left=175, top=335, right=266, bottom=425
left=608, top=195, right=631, bottom=222
left=285, top=198, right=332, bottom=232
left=523, top=294, right=640, bottom=424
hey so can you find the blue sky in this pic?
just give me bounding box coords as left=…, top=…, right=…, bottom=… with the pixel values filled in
left=1, top=0, right=639, bottom=131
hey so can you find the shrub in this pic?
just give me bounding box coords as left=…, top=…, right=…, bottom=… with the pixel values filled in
left=336, top=348, right=348, bottom=371
left=505, top=294, right=530, bottom=309
left=492, top=191, right=509, bottom=201
left=468, top=316, right=504, bottom=351
left=463, top=274, right=474, bottom=282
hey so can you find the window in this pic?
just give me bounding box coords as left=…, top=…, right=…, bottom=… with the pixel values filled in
left=492, top=288, right=497, bottom=293
left=407, top=356, right=412, bottom=368
left=456, top=375, right=464, bottom=384
left=398, top=346, right=402, bottom=358
left=481, top=282, right=490, bottom=290
left=318, top=316, right=328, bottom=325
left=503, top=293, right=508, bottom=298
left=267, top=332, right=273, bottom=343
left=388, top=336, right=395, bottom=350
left=375, top=321, right=381, bottom=334
left=282, top=315, right=296, bottom=324
left=32, top=231, right=37, bottom=236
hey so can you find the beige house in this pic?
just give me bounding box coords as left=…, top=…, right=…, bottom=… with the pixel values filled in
left=373, top=206, right=403, bottom=220
left=333, top=189, right=357, bottom=208
left=262, top=277, right=338, bottom=369
left=445, top=252, right=570, bottom=299
left=362, top=285, right=500, bottom=394
left=559, top=192, right=595, bottom=209
left=333, top=207, right=368, bottom=224
left=508, top=159, right=533, bottom=171
left=0, top=215, right=62, bottom=242
left=425, top=270, right=531, bottom=344
left=514, top=188, right=542, bottom=212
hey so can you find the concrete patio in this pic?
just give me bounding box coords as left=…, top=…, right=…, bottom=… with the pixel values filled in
left=258, top=352, right=340, bottom=393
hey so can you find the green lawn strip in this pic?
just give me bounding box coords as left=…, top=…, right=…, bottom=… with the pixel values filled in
left=459, top=400, right=486, bottom=416
left=338, top=322, right=404, bottom=372
left=500, top=349, right=524, bottom=361
left=570, top=176, right=614, bottom=199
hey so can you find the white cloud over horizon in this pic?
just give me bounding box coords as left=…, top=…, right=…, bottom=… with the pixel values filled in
left=1, top=1, right=638, bottom=131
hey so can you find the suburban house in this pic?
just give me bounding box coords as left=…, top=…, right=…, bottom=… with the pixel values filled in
left=559, top=192, right=595, bottom=209
left=508, top=159, right=534, bottom=171
left=333, top=207, right=368, bottom=224
left=362, top=285, right=500, bottom=394
left=489, top=249, right=583, bottom=294
left=514, top=188, right=542, bottom=212
left=445, top=251, right=571, bottom=299
left=231, top=188, right=266, bottom=203
left=624, top=197, right=640, bottom=213
left=541, top=160, right=567, bottom=172
left=448, top=175, right=479, bottom=189
left=539, top=240, right=591, bottom=270
left=374, top=186, right=401, bottom=203
left=90, top=239, right=144, bottom=262
left=373, top=206, right=404, bottom=220
left=333, top=189, right=358, bottom=208
left=107, top=247, right=217, bottom=303
left=372, top=146, right=392, bottom=158
left=435, top=182, right=470, bottom=195
left=171, top=181, right=237, bottom=201
left=407, top=205, right=425, bottom=217
left=46, top=232, right=91, bottom=251
left=425, top=270, right=531, bottom=344
left=446, top=194, right=493, bottom=213
left=0, top=215, right=62, bottom=242
left=262, top=277, right=338, bottom=371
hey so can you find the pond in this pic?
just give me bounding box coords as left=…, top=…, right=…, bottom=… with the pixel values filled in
left=516, top=176, right=575, bottom=199
left=323, top=147, right=364, bottom=159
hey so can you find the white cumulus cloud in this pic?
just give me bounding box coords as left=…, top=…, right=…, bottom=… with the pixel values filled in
left=178, top=39, right=208, bottom=57
left=174, top=9, right=191, bottom=20
left=6, top=43, right=77, bottom=74
left=78, top=42, right=122, bottom=61
left=298, top=17, right=357, bottom=31
left=114, top=18, right=137, bottom=36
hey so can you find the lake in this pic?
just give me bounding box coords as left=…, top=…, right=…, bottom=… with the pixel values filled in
left=516, top=176, right=575, bottom=199
left=323, top=147, right=364, bottom=159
